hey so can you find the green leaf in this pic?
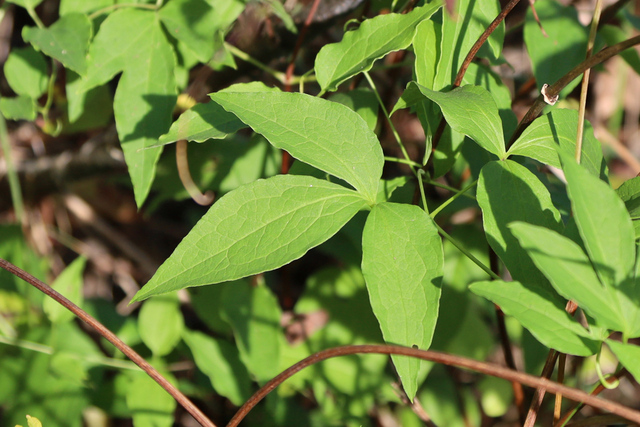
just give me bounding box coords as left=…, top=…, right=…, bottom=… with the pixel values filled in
left=4, top=46, right=48, bottom=99
left=477, top=160, right=563, bottom=289
left=126, top=371, right=176, bottom=427
left=396, top=83, right=505, bottom=158
left=210, top=91, right=383, bottom=201
left=159, top=102, right=245, bottom=145
left=314, top=2, right=442, bottom=92
left=86, top=9, right=177, bottom=206
left=133, top=175, right=368, bottom=301
left=434, top=0, right=503, bottom=89
left=600, top=25, right=640, bottom=76
left=617, top=177, right=640, bottom=239
left=183, top=329, right=252, bottom=405
left=361, top=202, right=443, bottom=400
left=470, top=280, right=599, bottom=356
left=59, top=0, right=111, bottom=15
left=607, top=340, right=640, bottom=383
left=509, top=222, right=626, bottom=332
left=413, top=19, right=439, bottom=89
left=138, top=292, right=184, bottom=356
left=0, top=96, right=37, bottom=120
left=6, top=0, right=43, bottom=8
left=22, top=13, right=92, bottom=75
left=220, top=281, right=283, bottom=382
left=618, top=242, right=640, bottom=338
left=26, top=415, right=43, bottom=427
left=159, top=0, right=217, bottom=62
left=507, top=109, right=605, bottom=178
left=43, top=256, right=86, bottom=324
left=561, top=153, right=635, bottom=288
left=329, top=88, right=379, bottom=131
left=64, top=71, right=113, bottom=132
left=524, top=0, right=587, bottom=95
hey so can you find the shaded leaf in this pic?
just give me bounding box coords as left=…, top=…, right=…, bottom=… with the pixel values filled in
left=159, top=0, right=218, bottom=62
left=159, top=102, right=245, bottom=145
left=183, top=329, right=252, bottom=405
left=220, top=281, right=283, bottom=382
left=315, top=2, right=442, bottom=92
left=329, top=88, right=379, bottom=131
left=4, top=46, right=48, bottom=99
left=126, top=371, right=176, bottom=427
left=22, top=13, right=92, bottom=74
left=477, top=160, right=563, bottom=290
left=524, top=0, right=587, bottom=94
left=470, top=280, right=599, bottom=356
left=133, top=175, right=368, bottom=301
left=361, top=202, right=443, bottom=400
left=210, top=91, right=383, bottom=201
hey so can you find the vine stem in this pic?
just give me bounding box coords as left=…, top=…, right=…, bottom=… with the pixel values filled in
left=227, top=344, right=640, bottom=427
left=0, top=258, right=217, bottom=427
left=509, top=34, right=640, bottom=146
left=176, top=140, right=215, bottom=206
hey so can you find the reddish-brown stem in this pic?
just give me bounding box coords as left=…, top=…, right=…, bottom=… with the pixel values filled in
left=0, top=258, right=217, bottom=427
left=508, top=34, right=640, bottom=146
left=489, top=247, right=525, bottom=423
left=227, top=344, right=640, bottom=427
left=176, top=140, right=215, bottom=206
left=429, top=0, right=522, bottom=152
left=524, top=349, right=559, bottom=427
left=554, top=369, right=630, bottom=427
left=554, top=353, right=567, bottom=422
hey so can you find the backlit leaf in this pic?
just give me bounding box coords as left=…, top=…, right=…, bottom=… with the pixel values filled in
left=4, top=46, right=48, bottom=99
left=607, top=339, right=640, bottom=383
left=43, top=256, right=87, bottom=324
left=138, top=292, right=184, bottom=356
left=133, top=175, right=368, bottom=301
left=507, top=109, right=605, bottom=178
left=210, top=91, right=383, bottom=201
left=315, top=2, right=442, bottom=92
left=220, top=281, right=283, bottom=382
left=361, top=202, right=443, bottom=400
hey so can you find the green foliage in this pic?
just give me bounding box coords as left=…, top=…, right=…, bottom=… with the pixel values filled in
left=3, top=0, right=640, bottom=425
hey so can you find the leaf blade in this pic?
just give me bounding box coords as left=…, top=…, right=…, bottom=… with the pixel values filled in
left=210, top=91, right=383, bottom=201
left=315, top=2, right=442, bottom=92
left=133, top=175, right=368, bottom=301
left=361, top=202, right=443, bottom=400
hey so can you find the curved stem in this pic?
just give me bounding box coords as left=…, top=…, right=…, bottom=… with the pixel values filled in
left=509, top=35, right=640, bottom=146
left=0, top=258, right=217, bottom=427
left=176, top=140, right=215, bottom=206
left=88, top=3, right=157, bottom=20
left=227, top=344, right=640, bottom=427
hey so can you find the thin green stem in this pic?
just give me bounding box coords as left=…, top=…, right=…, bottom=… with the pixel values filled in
left=426, top=179, right=476, bottom=200
left=0, top=112, right=23, bottom=222
left=40, top=61, right=57, bottom=116
left=225, top=43, right=316, bottom=86
left=384, top=156, right=422, bottom=168
left=576, top=0, right=603, bottom=163
left=416, top=170, right=429, bottom=213
left=0, top=335, right=140, bottom=370
left=88, top=3, right=157, bottom=20
left=435, top=223, right=501, bottom=280
left=595, top=350, right=619, bottom=390
left=430, top=179, right=478, bottom=219
left=363, top=71, right=412, bottom=163
left=26, top=6, right=45, bottom=29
